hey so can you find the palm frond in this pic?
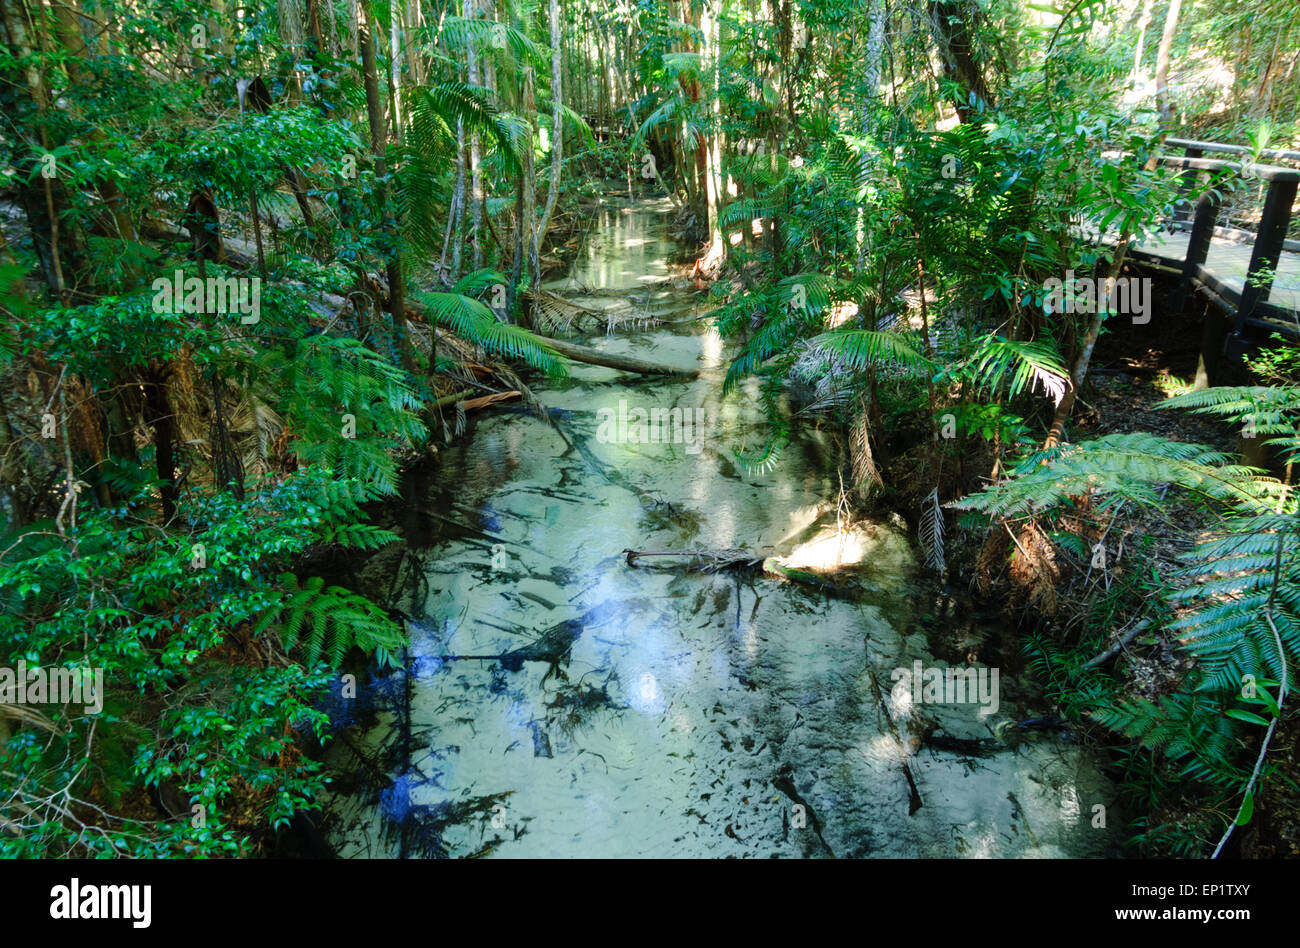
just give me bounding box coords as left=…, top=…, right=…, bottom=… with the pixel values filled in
left=416, top=290, right=566, bottom=378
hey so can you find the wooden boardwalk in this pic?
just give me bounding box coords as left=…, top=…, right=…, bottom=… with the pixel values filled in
left=1090, top=139, right=1300, bottom=380
left=1129, top=226, right=1300, bottom=321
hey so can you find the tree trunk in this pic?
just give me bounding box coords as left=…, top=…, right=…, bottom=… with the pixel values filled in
left=1043, top=240, right=1131, bottom=448
left=857, top=0, right=887, bottom=266
left=466, top=0, right=484, bottom=270
left=143, top=368, right=177, bottom=524
left=535, top=334, right=699, bottom=377
left=536, top=0, right=564, bottom=249
left=522, top=63, right=540, bottom=288
left=360, top=22, right=413, bottom=368
left=1154, top=0, right=1182, bottom=125
left=701, top=0, right=724, bottom=268
left=1131, top=0, right=1153, bottom=88
left=49, top=0, right=137, bottom=243
left=926, top=0, right=992, bottom=122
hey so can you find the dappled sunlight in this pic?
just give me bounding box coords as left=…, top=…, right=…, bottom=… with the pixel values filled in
left=779, top=524, right=872, bottom=570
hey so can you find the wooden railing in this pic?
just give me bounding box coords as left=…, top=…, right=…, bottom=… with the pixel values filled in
left=1157, top=139, right=1300, bottom=359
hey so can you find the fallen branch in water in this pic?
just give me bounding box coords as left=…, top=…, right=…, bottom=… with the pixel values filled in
left=459, top=390, right=521, bottom=411
left=620, top=549, right=853, bottom=593
left=622, top=549, right=762, bottom=572
left=433, top=388, right=475, bottom=409
left=540, top=336, right=699, bottom=377
left=921, top=733, right=1002, bottom=757
left=433, top=388, right=521, bottom=412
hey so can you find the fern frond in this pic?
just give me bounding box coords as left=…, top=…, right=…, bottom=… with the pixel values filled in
left=416, top=290, right=566, bottom=378
left=254, top=574, right=406, bottom=669
left=918, top=487, right=946, bottom=576
left=808, top=328, right=935, bottom=378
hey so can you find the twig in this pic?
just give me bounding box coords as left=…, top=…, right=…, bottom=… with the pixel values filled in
left=1212, top=540, right=1290, bottom=859
left=1082, top=619, right=1152, bottom=670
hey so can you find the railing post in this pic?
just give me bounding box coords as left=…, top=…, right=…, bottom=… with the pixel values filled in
left=1173, top=144, right=1205, bottom=224
left=1226, top=176, right=1298, bottom=358
left=1172, top=173, right=1220, bottom=312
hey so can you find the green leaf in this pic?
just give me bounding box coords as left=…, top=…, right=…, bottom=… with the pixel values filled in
left=1235, top=792, right=1254, bottom=826
left=1225, top=709, right=1271, bottom=727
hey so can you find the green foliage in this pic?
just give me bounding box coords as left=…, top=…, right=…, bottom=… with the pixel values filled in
left=960, top=369, right=1300, bottom=851
left=417, top=271, right=567, bottom=378
left=952, top=432, right=1272, bottom=520
left=250, top=334, right=428, bottom=495
left=0, top=468, right=401, bottom=856
left=254, top=574, right=404, bottom=669
left=939, top=334, right=1070, bottom=405
left=810, top=328, right=935, bottom=379
left=1162, top=385, right=1300, bottom=464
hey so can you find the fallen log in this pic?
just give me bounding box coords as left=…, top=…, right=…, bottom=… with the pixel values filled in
left=433, top=389, right=521, bottom=411
left=433, top=388, right=475, bottom=409
left=405, top=295, right=695, bottom=378
left=541, top=336, right=699, bottom=378
left=623, top=549, right=762, bottom=572
left=622, top=549, right=871, bottom=601
left=921, top=733, right=1001, bottom=757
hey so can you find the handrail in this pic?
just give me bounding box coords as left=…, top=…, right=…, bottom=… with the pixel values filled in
left=1158, top=154, right=1300, bottom=183
left=1166, top=137, right=1300, bottom=164
left=1155, top=138, right=1300, bottom=369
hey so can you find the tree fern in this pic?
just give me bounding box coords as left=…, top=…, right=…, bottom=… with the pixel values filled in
left=1089, top=690, right=1248, bottom=789
left=250, top=335, right=427, bottom=495
left=959, top=405, right=1297, bottom=849
left=1167, top=513, right=1300, bottom=692
left=1161, top=385, right=1300, bottom=463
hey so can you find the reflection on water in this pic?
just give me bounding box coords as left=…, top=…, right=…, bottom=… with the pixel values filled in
left=324, top=195, right=1120, bottom=858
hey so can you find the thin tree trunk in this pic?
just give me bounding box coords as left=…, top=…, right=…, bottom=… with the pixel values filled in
left=1154, top=0, right=1182, bottom=125
left=1131, top=0, right=1153, bottom=87
left=248, top=187, right=266, bottom=279
left=466, top=0, right=484, bottom=270
left=1044, top=240, right=1131, bottom=448
left=49, top=0, right=137, bottom=243
left=522, top=63, right=540, bottom=288
left=701, top=0, right=724, bottom=267
left=452, top=118, right=467, bottom=280
left=857, top=0, right=886, bottom=267
left=360, top=22, right=413, bottom=368
left=536, top=0, right=564, bottom=248
left=143, top=367, right=177, bottom=524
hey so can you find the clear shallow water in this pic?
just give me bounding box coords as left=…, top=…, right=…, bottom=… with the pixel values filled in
left=324, top=196, right=1121, bottom=858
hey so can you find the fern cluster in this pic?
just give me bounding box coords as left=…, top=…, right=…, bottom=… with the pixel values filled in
left=958, top=382, right=1300, bottom=853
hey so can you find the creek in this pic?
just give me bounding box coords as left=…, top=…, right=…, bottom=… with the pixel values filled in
left=322, top=194, right=1120, bottom=858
